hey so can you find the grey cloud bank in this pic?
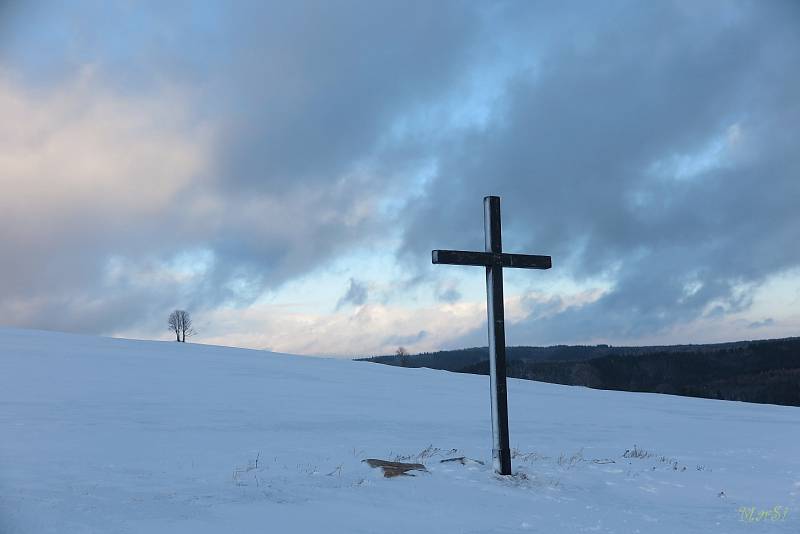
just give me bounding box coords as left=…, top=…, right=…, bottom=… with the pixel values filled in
left=0, top=1, right=798, bottom=350
left=403, top=1, right=800, bottom=344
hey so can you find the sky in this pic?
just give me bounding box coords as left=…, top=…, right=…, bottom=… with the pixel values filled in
left=0, top=1, right=798, bottom=357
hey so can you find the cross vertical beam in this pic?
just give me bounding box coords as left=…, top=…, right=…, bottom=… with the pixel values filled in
left=484, top=196, right=511, bottom=475
left=431, top=195, right=551, bottom=475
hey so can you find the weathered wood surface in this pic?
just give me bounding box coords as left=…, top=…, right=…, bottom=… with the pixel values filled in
left=483, top=196, right=511, bottom=476
left=432, top=250, right=551, bottom=270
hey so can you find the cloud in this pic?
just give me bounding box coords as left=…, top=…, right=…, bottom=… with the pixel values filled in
left=401, top=1, right=800, bottom=344
left=748, top=318, right=775, bottom=329
left=437, top=286, right=462, bottom=304
left=382, top=330, right=428, bottom=348
left=194, top=301, right=485, bottom=357
left=336, top=278, right=369, bottom=310
left=0, top=1, right=798, bottom=350
left=0, top=1, right=487, bottom=336
left=0, top=70, right=212, bottom=332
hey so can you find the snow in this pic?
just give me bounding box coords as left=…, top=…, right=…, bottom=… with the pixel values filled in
left=1, top=327, right=798, bottom=533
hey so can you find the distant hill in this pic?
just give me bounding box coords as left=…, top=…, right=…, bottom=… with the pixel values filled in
left=358, top=339, right=758, bottom=371
left=360, top=337, right=800, bottom=407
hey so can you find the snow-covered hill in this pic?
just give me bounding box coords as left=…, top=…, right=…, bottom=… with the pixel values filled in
left=1, top=328, right=798, bottom=533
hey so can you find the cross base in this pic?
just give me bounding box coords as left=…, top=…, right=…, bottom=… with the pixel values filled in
left=493, top=448, right=512, bottom=475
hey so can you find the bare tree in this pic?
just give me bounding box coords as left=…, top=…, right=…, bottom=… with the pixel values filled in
left=168, top=310, right=181, bottom=341
left=179, top=310, right=195, bottom=342
left=168, top=310, right=196, bottom=342
left=396, top=346, right=410, bottom=367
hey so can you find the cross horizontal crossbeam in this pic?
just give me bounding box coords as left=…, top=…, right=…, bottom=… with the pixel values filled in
left=432, top=249, right=552, bottom=270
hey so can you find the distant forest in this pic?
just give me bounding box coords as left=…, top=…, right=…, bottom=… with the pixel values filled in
left=358, top=338, right=800, bottom=407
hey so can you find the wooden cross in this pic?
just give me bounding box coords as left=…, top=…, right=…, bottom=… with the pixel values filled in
left=432, top=196, right=551, bottom=475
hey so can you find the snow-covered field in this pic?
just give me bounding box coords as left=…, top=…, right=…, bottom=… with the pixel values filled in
left=0, top=328, right=798, bottom=533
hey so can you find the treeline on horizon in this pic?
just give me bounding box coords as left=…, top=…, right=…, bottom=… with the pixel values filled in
left=358, top=338, right=800, bottom=407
